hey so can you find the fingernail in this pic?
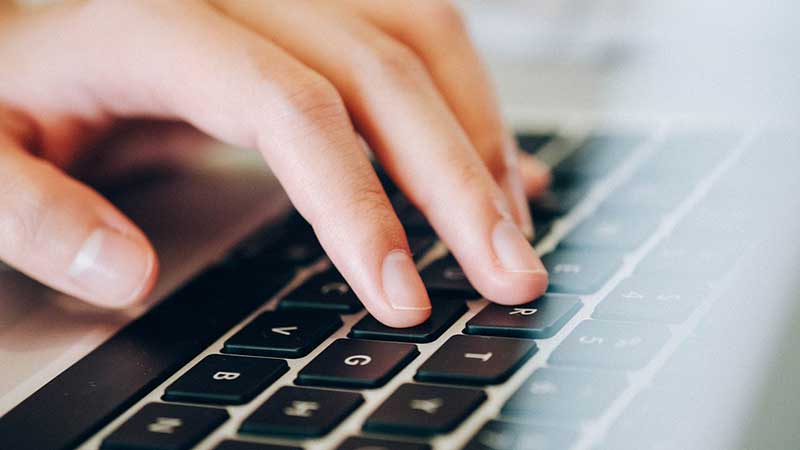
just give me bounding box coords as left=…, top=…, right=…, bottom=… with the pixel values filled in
left=382, top=250, right=431, bottom=311
left=492, top=219, right=546, bottom=273
left=68, top=228, right=154, bottom=307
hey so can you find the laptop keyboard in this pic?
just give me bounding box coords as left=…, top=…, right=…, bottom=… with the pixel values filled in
left=65, top=127, right=787, bottom=450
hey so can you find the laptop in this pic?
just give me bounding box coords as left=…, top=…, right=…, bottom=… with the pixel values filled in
left=2, top=1, right=799, bottom=449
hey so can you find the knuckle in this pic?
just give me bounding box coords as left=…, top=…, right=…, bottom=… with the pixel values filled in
left=344, top=183, right=404, bottom=243
left=277, top=75, right=348, bottom=126
left=420, top=0, right=467, bottom=33
left=0, top=165, right=54, bottom=257
left=345, top=184, right=396, bottom=228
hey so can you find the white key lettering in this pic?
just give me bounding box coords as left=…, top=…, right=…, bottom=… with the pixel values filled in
left=410, top=398, right=443, bottom=415
left=344, top=355, right=372, bottom=366
left=147, top=417, right=182, bottom=434
left=284, top=400, right=320, bottom=418
left=509, top=308, right=538, bottom=316
left=212, top=371, right=241, bottom=381
left=464, top=352, right=493, bottom=362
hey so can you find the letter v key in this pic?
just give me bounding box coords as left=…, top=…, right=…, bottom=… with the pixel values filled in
left=272, top=326, right=298, bottom=336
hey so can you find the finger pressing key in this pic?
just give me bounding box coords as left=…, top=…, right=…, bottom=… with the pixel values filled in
left=215, top=0, right=548, bottom=306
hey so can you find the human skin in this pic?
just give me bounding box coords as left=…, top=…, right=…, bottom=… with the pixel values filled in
left=0, top=0, right=551, bottom=327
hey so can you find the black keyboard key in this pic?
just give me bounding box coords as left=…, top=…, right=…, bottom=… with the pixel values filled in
left=560, top=209, right=661, bottom=250
left=676, top=202, right=762, bottom=241
left=213, top=441, right=302, bottom=450
left=530, top=185, right=589, bottom=218
left=401, top=208, right=433, bottom=233
left=465, top=294, right=581, bottom=339
left=550, top=320, right=670, bottom=370
left=163, top=355, right=287, bottom=405
left=516, top=132, right=554, bottom=154
left=421, top=256, right=479, bottom=299
left=296, top=339, right=418, bottom=388
left=350, top=301, right=466, bottom=343
left=240, top=386, right=363, bottom=438
left=408, top=234, right=437, bottom=261
left=232, top=217, right=323, bottom=271
left=554, top=134, right=644, bottom=178
left=415, top=335, right=537, bottom=385
left=637, top=133, right=736, bottom=180
left=224, top=310, right=341, bottom=358
left=603, top=177, right=696, bottom=213
left=636, top=238, right=744, bottom=280
left=335, top=437, right=431, bottom=450
left=363, top=383, right=485, bottom=436
left=502, top=368, right=627, bottom=424
left=593, top=276, right=709, bottom=323
left=531, top=216, right=555, bottom=244
left=101, top=403, right=228, bottom=450
left=542, top=249, right=623, bottom=294
left=463, top=420, right=577, bottom=450
left=280, top=269, right=362, bottom=313
left=391, top=194, right=433, bottom=233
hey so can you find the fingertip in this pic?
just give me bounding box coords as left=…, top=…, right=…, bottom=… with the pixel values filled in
left=381, top=249, right=431, bottom=312
left=375, top=306, right=432, bottom=329
left=481, top=270, right=549, bottom=306
left=120, top=239, right=159, bottom=308
left=69, top=227, right=159, bottom=309
left=457, top=218, right=549, bottom=306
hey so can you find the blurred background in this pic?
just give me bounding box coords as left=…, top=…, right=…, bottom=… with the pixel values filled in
left=458, top=0, right=799, bottom=122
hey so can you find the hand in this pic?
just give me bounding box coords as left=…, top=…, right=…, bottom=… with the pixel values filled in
left=0, top=0, right=550, bottom=327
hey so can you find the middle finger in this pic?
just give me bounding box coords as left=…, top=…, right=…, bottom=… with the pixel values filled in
left=214, top=0, right=548, bottom=305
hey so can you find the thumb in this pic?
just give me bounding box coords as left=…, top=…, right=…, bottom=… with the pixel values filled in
left=0, top=133, right=158, bottom=308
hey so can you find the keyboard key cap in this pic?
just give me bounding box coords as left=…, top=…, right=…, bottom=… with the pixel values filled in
left=560, top=209, right=661, bottom=250
left=530, top=185, right=588, bottom=218
left=240, top=386, right=362, bottom=438
left=401, top=208, right=433, bottom=233
left=554, top=134, right=644, bottom=178
left=637, top=133, right=736, bottom=180
left=465, top=294, right=581, bottom=339
left=223, top=310, right=342, bottom=358
left=550, top=320, right=670, bottom=370
left=542, top=249, right=623, bottom=294
left=391, top=194, right=433, bottom=233
left=408, top=234, right=437, bottom=261
left=603, top=177, right=696, bottom=213
left=101, top=403, right=228, bottom=450
left=163, top=355, right=287, bottom=405
left=636, top=238, right=744, bottom=280
left=296, top=339, right=418, bottom=389
left=593, top=276, right=709, bottom=323
left=600, top=386, right=718, bottom=450
left=463, top=420, right=577, bottom=450
left=363, top=383, right=486, bottom=436
left=232, top=216, right=323, bottom=271
left=335, top=437, right=431, bottom=450
left=349, top=301, right=466, bottom=343
left=213, top=441, right=302, bottom=450
left=280, top=269, right=362, bottom=313
left=531, top=216, right=555, bottom=244
left=516, top=132, right=554, bottom=154
left=421, top=256, right=479, bottom=299
left=415, top=335, right=537, bottom=385
left=502, top=368, right=627, bottom=424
